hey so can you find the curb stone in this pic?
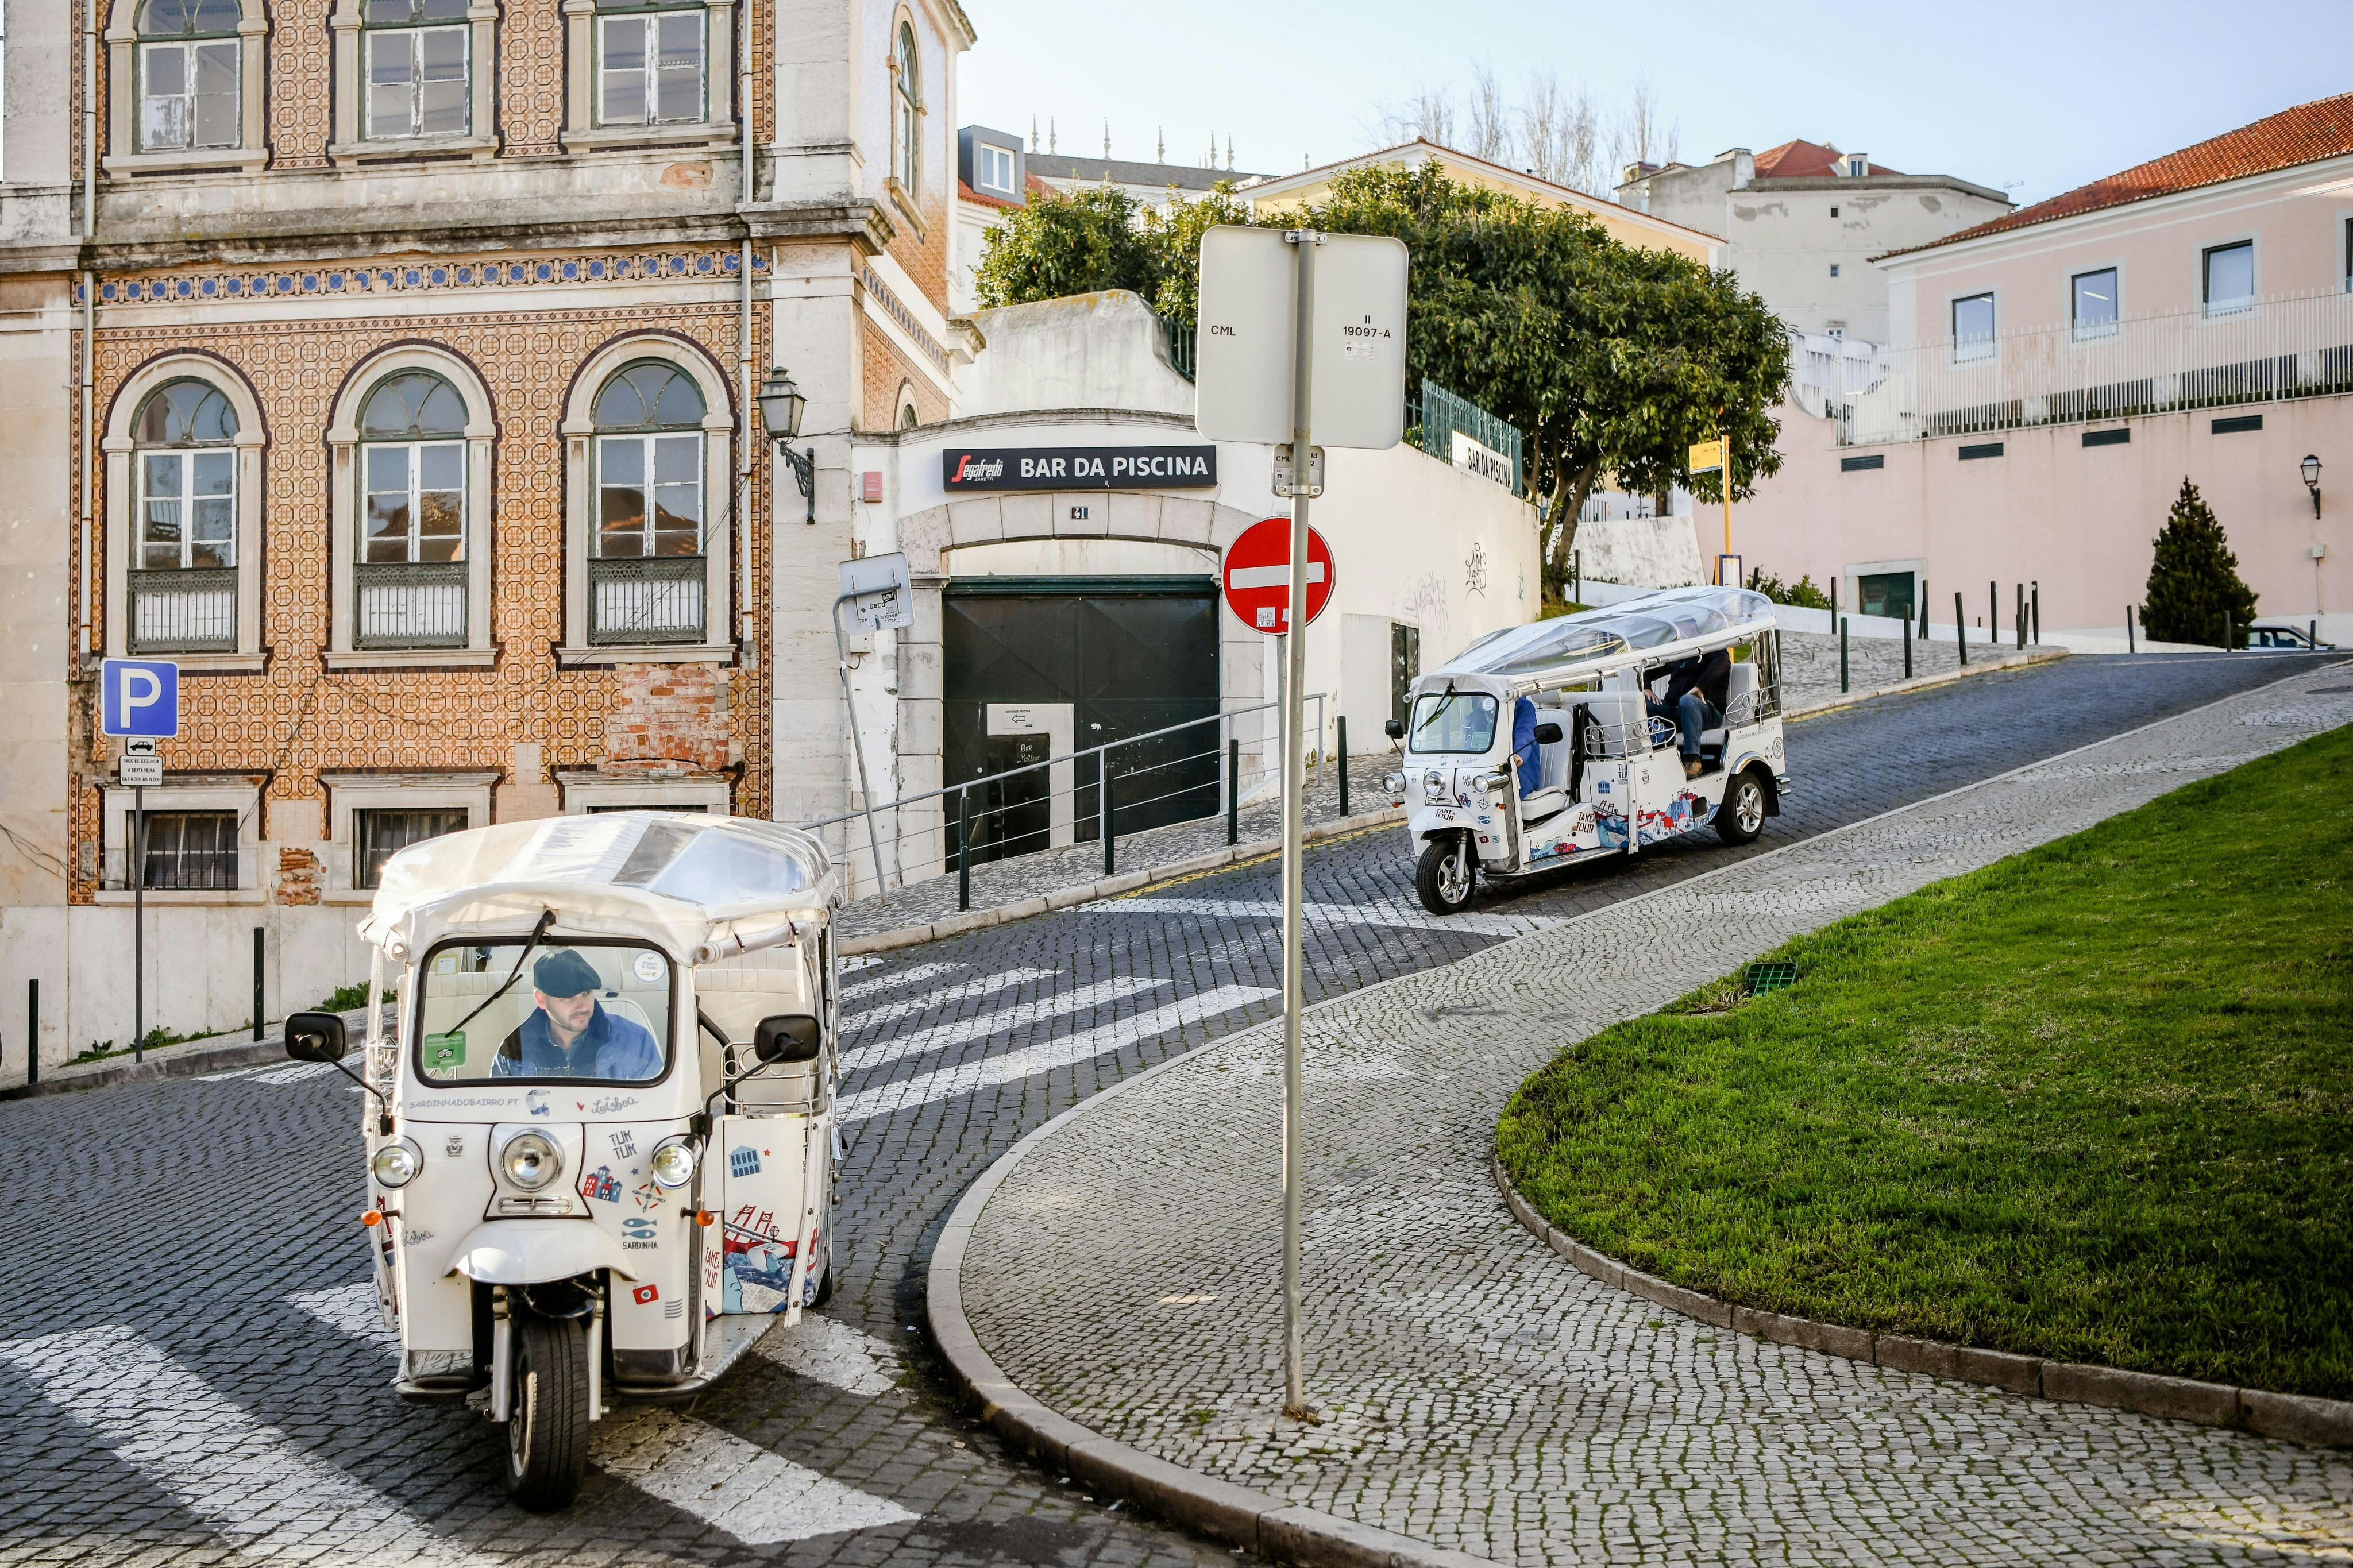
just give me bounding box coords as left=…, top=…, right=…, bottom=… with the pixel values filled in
left=1490, top=1149, right=2353, bottom=1449
left=928, top=1051, right=1499, bottom=1568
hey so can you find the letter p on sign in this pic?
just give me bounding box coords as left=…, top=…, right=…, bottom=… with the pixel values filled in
left=101, top=658, right=181, bottom=738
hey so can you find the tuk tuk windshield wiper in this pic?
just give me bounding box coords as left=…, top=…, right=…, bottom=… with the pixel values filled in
left=441, top=907, right=556, bottom=1041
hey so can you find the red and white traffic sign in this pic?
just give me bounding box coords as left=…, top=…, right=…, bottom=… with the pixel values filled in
left=1222, top=517, right=1334, bottom=634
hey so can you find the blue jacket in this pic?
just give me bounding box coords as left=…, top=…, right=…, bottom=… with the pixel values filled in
left=1511, top=697, right=1541, bottom=797
left=492, top=1001, right=663, bottom=1081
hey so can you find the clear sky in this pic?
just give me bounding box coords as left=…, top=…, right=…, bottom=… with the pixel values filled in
left=959, top=0, right=2353, bottom=209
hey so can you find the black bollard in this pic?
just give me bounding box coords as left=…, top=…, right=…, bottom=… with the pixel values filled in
left=1903, top=623, right=1913, bottom=679
left=2031, top=581, right=2040, bottom=645
left=1101, top=755, right=1114, bottom=876
left=1228, top=737, right=1240, bottom=845
left=956, top=786, right=970, bottom=912
left=2127, top=607, right=2136, bottom=654
left=1989, top=580, right=1999, bottom=648
left=1955, top=591, right=1967, bottom=667
left=252, top=926, right=265, bottom=1041
left=25, top=978, right=36, bottom=1087
left=1337, top=716, right=1349, bottom=817
left=1840, top=618, right=1850, bottom=693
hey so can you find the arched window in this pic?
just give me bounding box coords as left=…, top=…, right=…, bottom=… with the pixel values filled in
left=362, top=0, right=470, bottom=140
left=137, top=0, right=241, bottom=150
left=593, top=0, right=705, bottom=126
left=593, top=362, right=705, bottom=559
left=894, top=22, right=921, bottom=196
left=359, top=371, right=468, bottom=565
left=134, top=379, right=238, bottom=570
left=897, top=383, right=920, bottom=430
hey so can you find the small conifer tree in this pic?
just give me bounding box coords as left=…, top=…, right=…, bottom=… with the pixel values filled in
left=2142, top=478, right=2258, bottom=647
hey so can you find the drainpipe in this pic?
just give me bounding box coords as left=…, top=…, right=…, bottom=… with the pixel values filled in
left=736, top=0, right=755, bottom=651
left=80, top=0, right=99, bottom=662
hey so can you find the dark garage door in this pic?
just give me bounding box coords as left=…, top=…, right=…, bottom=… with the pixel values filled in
left=944, top=576, right=1220, bottom=864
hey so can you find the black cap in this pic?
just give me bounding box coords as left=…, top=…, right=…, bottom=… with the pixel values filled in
left=532, top=949, right=604, bottom=998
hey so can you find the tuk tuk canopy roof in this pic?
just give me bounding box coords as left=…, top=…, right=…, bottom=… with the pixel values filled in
left=1438, top=586, right=1776, bottom=685
left=357, top=812, right=839, bottom=963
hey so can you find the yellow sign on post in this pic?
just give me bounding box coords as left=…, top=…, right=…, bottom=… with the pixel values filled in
left=1687, top=438, right=1725, bottom=474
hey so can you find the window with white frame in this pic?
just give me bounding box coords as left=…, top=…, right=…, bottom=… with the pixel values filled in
left=136, top=810, right=238, bottom=890
left=1951, top=292, right=1995, bottom=362
left=135, top=380, right=238, bottom=571
left=364, top=0, right=469, bottom=140
left=138, top=0, right=241, bottom=151
left=591, top=362, right=707, bottom=644
left=978, top=141, right=1013, bottom=194
left=354, top=806, right=468, bottom=887
left=2072, top=268, right=2118, bottom=338
left=594, top=0, right=704, bottom=125
left=894, top=21, right=921, bottom=197
left=356, top=371, right=469, bottom=648
left=2204, top=241, right=2254, bottom=315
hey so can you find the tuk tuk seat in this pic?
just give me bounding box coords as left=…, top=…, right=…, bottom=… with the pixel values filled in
left=1700, top=662, right=1761, bottom=750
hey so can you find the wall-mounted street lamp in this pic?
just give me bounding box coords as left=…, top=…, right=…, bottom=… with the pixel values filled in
left=759, top=368, right=816, bottom=524
left=2302, top=453, right=2322, bottom=519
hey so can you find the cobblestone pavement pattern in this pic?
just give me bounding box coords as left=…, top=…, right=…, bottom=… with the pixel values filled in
left=0, top=651, right=2335, bottom=1566
left=959, top=663, right=2353, bottom=1566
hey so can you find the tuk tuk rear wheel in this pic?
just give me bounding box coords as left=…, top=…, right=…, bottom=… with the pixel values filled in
left=1415, top=834, right=1476, bottom=915
left=1716, top=770, right=1768, bottom=846
left=504, top=1311, right=589, bottom=1512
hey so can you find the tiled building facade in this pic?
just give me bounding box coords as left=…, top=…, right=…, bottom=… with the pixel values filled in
left=0, top=0, right=973, bottom=1062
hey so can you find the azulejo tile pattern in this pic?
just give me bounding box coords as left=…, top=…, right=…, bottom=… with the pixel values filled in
left=79, top=248, right=763, bottom=306
left=68, top=296, right=772, bottom=904
left=958, top=674, right=2353, bottom=1566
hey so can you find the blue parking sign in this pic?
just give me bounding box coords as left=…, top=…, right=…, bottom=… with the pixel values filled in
left=101, top=658, right=180, bottom=737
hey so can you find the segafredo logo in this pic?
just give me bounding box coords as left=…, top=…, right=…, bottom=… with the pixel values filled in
left=950, top=453, right=1005, bottom=483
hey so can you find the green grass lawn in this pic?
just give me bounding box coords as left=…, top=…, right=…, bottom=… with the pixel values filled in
left=1497, top=723, right=2353, bottom=1398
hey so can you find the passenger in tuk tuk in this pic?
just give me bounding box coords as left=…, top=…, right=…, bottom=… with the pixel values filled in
left=1508, top=696, right=1542, bottom=797
left=492, top=949, right=664, bottom=1080
left=1648, top=650, right=1731, bottom=778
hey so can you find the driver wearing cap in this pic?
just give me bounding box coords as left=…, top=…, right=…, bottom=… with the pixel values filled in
left=493, top=949, right=663, bottom=1080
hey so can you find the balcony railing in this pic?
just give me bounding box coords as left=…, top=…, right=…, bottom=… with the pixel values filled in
left=355, top=561, right=468, bottom=648
left=1820, top=284, right=2353, bottom=447
left=1407, top=378, right=1526, bottom=496
left=589, top=554, right=706, bottom=645
left=128, top=567, right=236, bottom=652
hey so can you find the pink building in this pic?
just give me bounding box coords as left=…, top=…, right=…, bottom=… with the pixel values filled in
left=1736, top=94, right=2353, bottom=644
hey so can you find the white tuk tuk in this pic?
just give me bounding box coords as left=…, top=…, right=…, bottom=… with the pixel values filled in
left=1382, top=586, right=1791, bottom=913
left=280, top=811, right=844, bottom=1509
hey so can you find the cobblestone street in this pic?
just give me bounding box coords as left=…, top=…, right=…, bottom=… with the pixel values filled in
left=0, top=650, right=2336, bottom=1567
left=956, top=662, right=2353, bottom=1566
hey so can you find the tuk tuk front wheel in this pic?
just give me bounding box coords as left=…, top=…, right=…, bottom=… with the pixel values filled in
left=504, top=1311, right=589, bottom=1512
left=1716, top=770, right=1768, bottom=847
left=1415, top=833, right=1476, bottom=915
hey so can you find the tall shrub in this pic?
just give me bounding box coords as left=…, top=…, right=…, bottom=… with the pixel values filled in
left=2143, top=478, right=2258, bottom=647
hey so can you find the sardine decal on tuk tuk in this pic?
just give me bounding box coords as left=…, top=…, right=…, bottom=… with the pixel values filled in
left=1380, top=586, right=1792, bottom=913
left=280, top=812, right=844, bottom=1510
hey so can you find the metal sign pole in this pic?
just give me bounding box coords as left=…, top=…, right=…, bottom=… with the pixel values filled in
left=831, top=588, right=894, bottom=899
left=1280, top=227, right=1318, bottom=1421
left=133, top=783, right=145, bottom=1064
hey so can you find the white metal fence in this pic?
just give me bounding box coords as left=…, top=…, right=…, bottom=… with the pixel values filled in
left=1818, top=285, right=2353, bottom=446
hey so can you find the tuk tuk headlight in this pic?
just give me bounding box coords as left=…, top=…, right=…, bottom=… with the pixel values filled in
left=649, top=1136, right=697, bottom=1190
left=369, top=1137, right=423, bottom=1189
left=1422, top=769, right=1447, bottom=803
left=500, top=1130, right=562, bottom=1191
left=1382, top=772, right=1405, bottom=795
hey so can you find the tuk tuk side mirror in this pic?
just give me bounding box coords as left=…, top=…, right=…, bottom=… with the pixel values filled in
left=1383, top=719, right=1405, bottom=739
left=285, top=1011, right=348, bottom=1063
left=1532, top=723, right=1563, bottom=746
left=754, top=1015, right=822, bottom=1065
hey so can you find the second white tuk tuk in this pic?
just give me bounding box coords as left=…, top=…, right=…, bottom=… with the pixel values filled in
left=1382, top=586, right=1792, bottom=913
left=280, top=811, right=844, bottom=1509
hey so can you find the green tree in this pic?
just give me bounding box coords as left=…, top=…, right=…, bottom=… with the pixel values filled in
left=2143, top=477, right=2258, bottom=647
left=973, top=164, right=1791, bottom=598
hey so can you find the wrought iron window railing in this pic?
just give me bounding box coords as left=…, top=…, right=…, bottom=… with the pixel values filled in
left=128, top=567, right=237, bottom=652
left=589, top=553, right=705, bottom=644
left=355, top=561, right=468, bottom=648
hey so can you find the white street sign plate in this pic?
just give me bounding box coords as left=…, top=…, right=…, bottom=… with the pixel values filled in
left=838, top=552, right=915, bottom=632
left=121, top=739, right=162, bottom=789
left=1194, top=227, right=1409, bottom=450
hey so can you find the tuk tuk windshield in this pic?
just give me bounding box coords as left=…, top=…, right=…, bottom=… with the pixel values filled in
left=414, top=940, right=674, bottom=1085
left=1409, top=690, right=1499, bottom=755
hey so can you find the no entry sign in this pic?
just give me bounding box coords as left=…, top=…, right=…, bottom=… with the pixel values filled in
left=1222, top=517, right=1334, bottom=634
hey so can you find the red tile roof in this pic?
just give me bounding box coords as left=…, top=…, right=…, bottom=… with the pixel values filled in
left=1895, top=92, right=2353, bottom=255
left=959, top=178, right=1020, bottom=212
left=1752, top=139, right=1899, bottom=179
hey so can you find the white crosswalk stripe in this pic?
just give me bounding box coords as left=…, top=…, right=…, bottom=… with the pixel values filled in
left=839, top=982, right=1276, bottom=1125
left=839, top=973, right=1170, bottom=1076
left=842, top=966, right=1059, bottom=1032
left=755, top=1314, right=902, bottom=1397
left=1100, top=894, right=1561, bottom=940
left=290, top=1282, right=915, bottom=1544
left=0, top=1323, right=493, bottom=1565
left=840, top=959, right=963, bottom=994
